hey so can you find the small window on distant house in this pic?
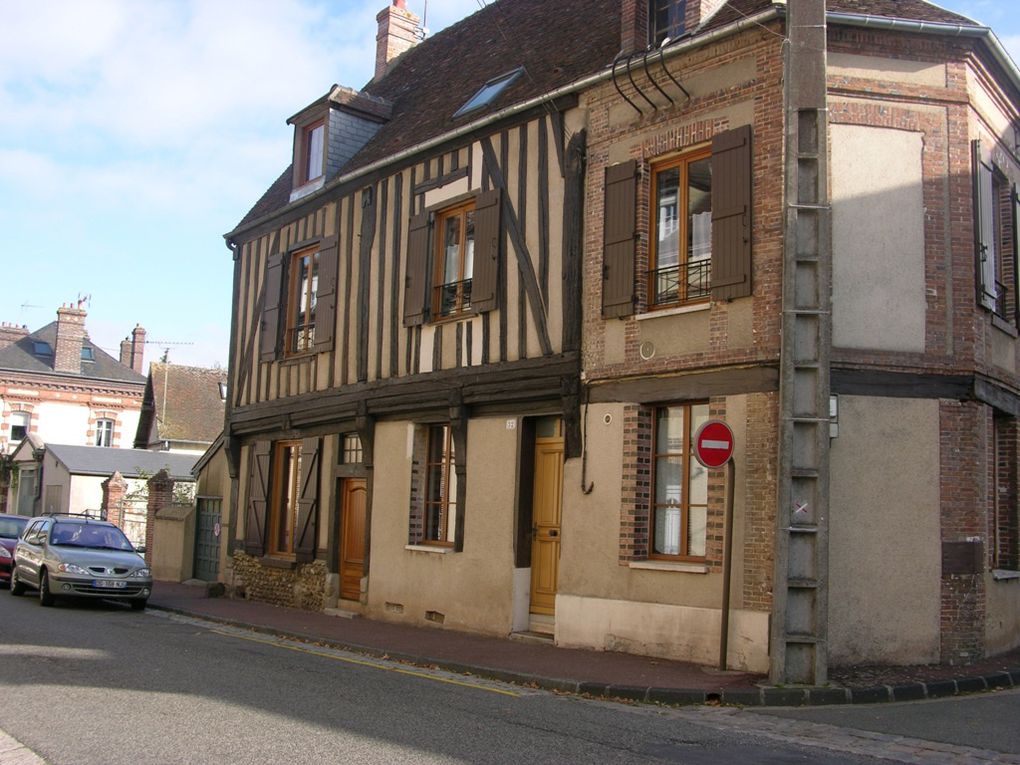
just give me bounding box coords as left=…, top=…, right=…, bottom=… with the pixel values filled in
left=33, top=341, right=52, bottom=356
left=303, top=120, right=325, bottom=184
left=649, top=147, right=713, bottom=309
left=95, top=418, right=114, bottom=447
left=648, top=0, right=686, bottom=47
left=433, top=201, right=476, bottom=319
left=80, top=346, right=94, bottom=361
left=287, top=246, right=320, bottom=354
left=218, top=382, right=227, bottom=400
left=10, top=411, right=29, bottom=442
left=453, top=68, right=523, bottom=118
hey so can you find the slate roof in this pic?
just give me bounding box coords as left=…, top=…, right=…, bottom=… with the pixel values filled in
left=46, top=443, right=197, bottom=482
left=135, top=363, right=227, bottom=448
left=0, top=321, right=145, bottom=385
left=233, top=0, right=980, bottom=233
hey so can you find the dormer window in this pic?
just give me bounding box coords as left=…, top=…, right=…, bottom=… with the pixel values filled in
left=33, top=341, right=52, bottom=356
left=649, top=0, right=685, bottom=47
left=303, top=119, right=325, bottom=184
left=453, top=68, right=523, bottom=119
left=80, top=346, right=94, bottom=361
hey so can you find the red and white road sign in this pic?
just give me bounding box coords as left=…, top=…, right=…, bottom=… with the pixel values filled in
left=694, top=420, right=734, bottom=468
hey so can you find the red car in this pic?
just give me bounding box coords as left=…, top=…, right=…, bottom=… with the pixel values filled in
left=0, top=514, right=28, bottom=587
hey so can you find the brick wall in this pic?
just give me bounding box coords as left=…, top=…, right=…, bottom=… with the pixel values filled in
left=145, top=469, right=174, bottom=566
left=101, top=471, right=128, bottom=528
left=939, top=400, right=989, bottom=664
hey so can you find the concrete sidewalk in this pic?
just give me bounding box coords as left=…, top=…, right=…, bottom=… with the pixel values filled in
left=148, top=581, right=1020, bottom=707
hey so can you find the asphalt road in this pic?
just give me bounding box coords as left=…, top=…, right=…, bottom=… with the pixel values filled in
left=0, top=591, right=1013, bottom=764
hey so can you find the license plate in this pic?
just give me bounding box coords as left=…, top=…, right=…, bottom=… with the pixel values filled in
left=93, top=579, right=126, bottom=589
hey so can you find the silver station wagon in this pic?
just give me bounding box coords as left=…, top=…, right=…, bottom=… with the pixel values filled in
left=11, top=514, right=152, bottom=610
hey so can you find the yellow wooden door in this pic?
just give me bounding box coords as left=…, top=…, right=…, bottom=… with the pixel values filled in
left=530, top=429, right=564, bottom=615
left=340, top=479, right=367, bottom=602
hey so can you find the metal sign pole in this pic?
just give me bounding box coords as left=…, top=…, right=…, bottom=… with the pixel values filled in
left=719, top=456, right=735, bottom=671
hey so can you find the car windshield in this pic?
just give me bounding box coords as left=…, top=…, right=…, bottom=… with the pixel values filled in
left=49, top=523, right=134, bottom=551
left=0, top=517, right=27, bottom=539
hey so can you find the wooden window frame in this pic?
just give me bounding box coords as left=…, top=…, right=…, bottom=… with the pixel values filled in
left=432, top=200, right=476, bottom=321
left=9, top=411, right=30, bottom=442
left=286, top=246, right=320, bottom=356
left=423, top=424, right=457, bottom=547
left=268, top=440, right=302, bottom=558
left=649, top=401, right=709, bottom=562
left=648, top=146, right=712, bottom=311
left=95, top=418, right=114, bottom=448
left=301, top=119, right=325, bottom=185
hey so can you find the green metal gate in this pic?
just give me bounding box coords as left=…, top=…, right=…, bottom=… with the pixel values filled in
left=193, top=498, right=221, bottom=582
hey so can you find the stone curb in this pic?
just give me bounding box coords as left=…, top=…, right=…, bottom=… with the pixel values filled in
left=148, top=602, right=1020, bottom=708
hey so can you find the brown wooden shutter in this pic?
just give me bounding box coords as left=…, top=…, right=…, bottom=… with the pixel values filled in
left=260, top=251, right=285, bottom=361
left=314, top=237, right=339, bottom=351
left=244, top=442, right=271, bottom=556
left=973, top=139, right=997, bottom=311
left=294, top=437, right=320, bottom=563
left=1013, top=184, right=1020, bottom=325
left=602, top=160, right=638, bottom=318
left=471, top=188, right=502, bottom=313
left=403, top=211, right=431, bottom=327
left=711, top=124, right=753, bottom=301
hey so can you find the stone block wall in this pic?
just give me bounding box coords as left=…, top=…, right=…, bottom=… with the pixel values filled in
left=232, top=551, right=328, bottom=611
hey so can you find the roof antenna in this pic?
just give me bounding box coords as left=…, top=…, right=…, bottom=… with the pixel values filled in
left=418, top=0, right=429, bottom=40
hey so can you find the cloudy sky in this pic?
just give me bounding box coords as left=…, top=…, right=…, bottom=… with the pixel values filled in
left=0, top=0, right=1016, bottom=370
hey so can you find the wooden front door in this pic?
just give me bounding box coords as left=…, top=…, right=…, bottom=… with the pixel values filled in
left=529, top=423, right=564, bottom=616
left=339, top=478, right=367, bottom=602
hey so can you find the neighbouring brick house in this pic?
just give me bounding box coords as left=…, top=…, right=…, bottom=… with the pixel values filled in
left=0, top=303, right=147, bottom=515
left=205, top=0, right=1020, bottom=683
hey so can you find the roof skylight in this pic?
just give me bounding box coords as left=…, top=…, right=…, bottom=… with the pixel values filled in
left=453, top=68, right=523, bottom=119
left=33, top=341, right=52, bottom=356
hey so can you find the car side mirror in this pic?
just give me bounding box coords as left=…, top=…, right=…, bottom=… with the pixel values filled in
left=135, top=545, right=146, bottom=554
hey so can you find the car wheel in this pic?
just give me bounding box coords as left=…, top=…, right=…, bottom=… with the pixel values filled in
left=38, top=569, right=55, bottom=607
left=130, top=598, right=147, bottom=611
left=10, top=568, right=25, bottom=596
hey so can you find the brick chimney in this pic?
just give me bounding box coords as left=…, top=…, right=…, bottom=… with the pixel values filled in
left=129, top=324, right=146, bottom=374
left=620, top=0, right=649, bottom=55
left=0, top=322, right=29, bottom=351
left=375, top=0, right=422, bottom=81
left=54, top=302, right=87, bottom=373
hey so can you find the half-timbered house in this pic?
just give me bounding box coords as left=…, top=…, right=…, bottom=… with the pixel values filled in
left=213, top=0, right=1020, bottom=683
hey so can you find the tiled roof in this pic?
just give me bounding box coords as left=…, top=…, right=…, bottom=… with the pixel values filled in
left=46, top=443, right=197, bottom=482
left=0, top=321, right=145, bottom=385
left=135, top=363, right=227, bottom=448
left=233, top=0, right=981, bottom=233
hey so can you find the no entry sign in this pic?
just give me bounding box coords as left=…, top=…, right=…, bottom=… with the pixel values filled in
left=694, top=420, right=734, bottom=468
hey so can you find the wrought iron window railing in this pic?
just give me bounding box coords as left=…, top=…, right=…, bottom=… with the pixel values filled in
left=993, top=279, right=1011, bottom=322
left=434, top=278, right=473, bottom=319
left=649, top=260, right=711, bottom=308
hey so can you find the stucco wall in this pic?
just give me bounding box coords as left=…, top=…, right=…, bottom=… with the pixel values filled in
left=365, top=417, right=520, bottom=635
left=831, top=124, right=926, bottom=352
left=556, top=396, right=768, bottom=670
left=828, top=395, right=941, bottom=665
